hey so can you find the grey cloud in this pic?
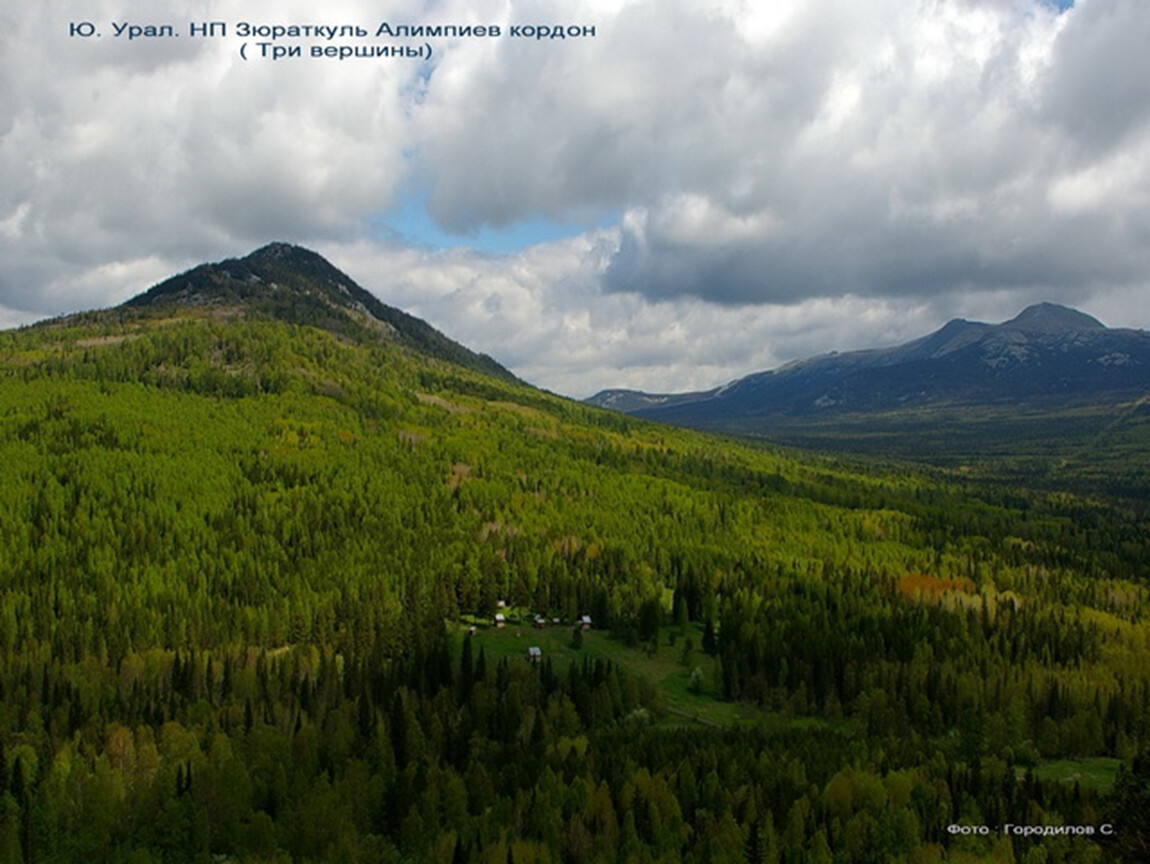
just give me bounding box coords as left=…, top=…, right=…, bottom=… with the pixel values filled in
left=1040, top=0, right=1150, bottom=157
left=414, top=0, right=829, bottom=231
left=589, top=0, right=1150, bottom=307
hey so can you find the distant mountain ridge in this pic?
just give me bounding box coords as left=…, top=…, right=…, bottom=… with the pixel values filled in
left=587, top=303, right=1150, bottom=440
left=124, top=242, right=516, bottom=381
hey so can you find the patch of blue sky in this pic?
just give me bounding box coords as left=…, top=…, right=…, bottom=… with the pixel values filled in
left=377, top=191, right=619, bottom=254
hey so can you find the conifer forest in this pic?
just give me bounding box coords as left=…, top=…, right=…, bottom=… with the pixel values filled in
left=1, top=284, right=1148, bottom=862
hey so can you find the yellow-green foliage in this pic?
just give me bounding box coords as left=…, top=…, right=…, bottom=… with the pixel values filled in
left=0, top=308, right=1146, bottom=862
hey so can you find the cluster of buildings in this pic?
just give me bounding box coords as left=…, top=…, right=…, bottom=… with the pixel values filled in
left=485, top=601, right=594, bottom=664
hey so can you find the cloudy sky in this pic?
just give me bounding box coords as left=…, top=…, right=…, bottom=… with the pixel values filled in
left=3, top=0, right=1148, bottom=396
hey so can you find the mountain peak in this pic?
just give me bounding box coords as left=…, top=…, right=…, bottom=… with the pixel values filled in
left=123, top=241, right=355, bottom=310
left=247, top=241, right=307, bottom=258
left=1004, top=303, right=1105, bottom=333
left=121, top=244, right=518, bottom=382
left=241, top=242, right=341, bottom=275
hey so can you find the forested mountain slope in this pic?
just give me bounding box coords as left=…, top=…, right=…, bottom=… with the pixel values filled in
left=0, top=247, right=1147, bottom=862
